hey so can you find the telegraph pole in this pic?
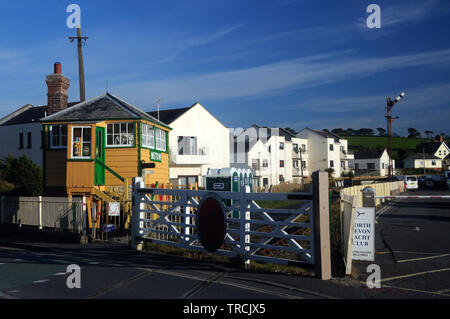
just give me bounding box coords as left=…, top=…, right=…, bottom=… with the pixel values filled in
left=69, top=26, right=88, bottom=102
left=385, top=92, right=405, bottom=180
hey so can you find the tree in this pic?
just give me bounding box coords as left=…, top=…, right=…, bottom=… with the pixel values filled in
left=376, top=127, right=386, bottom=136
left=424, top=130, right=434, bottom=139
left=331, top=128, right=347, bottom=136
left=357, top=128, right=375, bottom=136
left=407, top=128, right=421, bottom=139
left=346, top=128, right=356, bottom=136
left=0, top=155, right=43, bottom=196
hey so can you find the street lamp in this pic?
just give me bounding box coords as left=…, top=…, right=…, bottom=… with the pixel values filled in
left=386, top=92, right=406, bottom=180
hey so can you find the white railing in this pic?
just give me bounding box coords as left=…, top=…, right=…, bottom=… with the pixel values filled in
left=131, top=171, right=332, bottom=278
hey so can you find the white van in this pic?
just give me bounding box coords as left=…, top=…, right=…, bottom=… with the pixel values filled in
left=396, top=175, right=419, bottom=191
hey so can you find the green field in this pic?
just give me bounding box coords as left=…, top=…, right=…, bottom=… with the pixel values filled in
left=344, top=136, right=430, bottom=150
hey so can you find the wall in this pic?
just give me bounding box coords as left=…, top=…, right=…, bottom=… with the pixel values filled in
left=0, top=196, right=83, bottom=232
left=168, top=104, right=230, bottom=187
left=0, top=123, right=43, bottom=166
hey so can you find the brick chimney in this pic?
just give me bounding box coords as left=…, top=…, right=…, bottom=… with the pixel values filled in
left=46, top=62, right=70, bottom=116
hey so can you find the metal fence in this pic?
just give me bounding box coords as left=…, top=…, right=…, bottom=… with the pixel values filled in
left=131, top=171, right=332, bottom=279
left=0, top=196, right=83, bottom=233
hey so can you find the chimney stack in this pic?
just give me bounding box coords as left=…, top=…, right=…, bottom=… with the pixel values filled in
left=46, top=62, right=70, bottom=116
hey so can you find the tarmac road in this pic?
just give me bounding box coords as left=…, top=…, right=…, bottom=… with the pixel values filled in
left=356, top=188, right=450, bottom=298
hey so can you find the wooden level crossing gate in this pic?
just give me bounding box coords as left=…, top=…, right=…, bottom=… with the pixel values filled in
left=131, top=171, right=332, bottom=280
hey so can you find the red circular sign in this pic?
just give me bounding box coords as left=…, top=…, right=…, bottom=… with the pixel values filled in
left=197, top=194, right=226, bottom=253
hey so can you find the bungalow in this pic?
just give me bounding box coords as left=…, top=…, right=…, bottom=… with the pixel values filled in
left=348, top=149, right=394, bottom=177
left=403, top=153, right=443, bottom=171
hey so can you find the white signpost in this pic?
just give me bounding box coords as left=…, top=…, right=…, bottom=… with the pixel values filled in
left=352, top=207, right=375, bottom=261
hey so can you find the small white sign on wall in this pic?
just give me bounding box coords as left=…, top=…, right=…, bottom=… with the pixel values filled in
left=108, top=202, right=120, bottom=217
left=352, top=207, right=376, bottom=261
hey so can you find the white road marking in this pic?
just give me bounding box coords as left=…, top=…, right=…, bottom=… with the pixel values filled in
left=378, top=267, right=450, bottom=283
left=397, top=253, right=450, bottom=263
left=89, top=262, right=100, bottom=265
left=54, top=272, right=68, bottom=276
left=33, top=279, right=50, bottom=284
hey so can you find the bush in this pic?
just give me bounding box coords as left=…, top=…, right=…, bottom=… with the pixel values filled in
left=0, top=155, right=43, bottom=196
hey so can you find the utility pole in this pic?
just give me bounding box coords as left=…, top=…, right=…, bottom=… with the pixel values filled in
left=69, top=26, right=88, bottom=102
left=385, top=92, right=405, bottom=181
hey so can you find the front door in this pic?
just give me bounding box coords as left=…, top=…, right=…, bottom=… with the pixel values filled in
left=94, top=127, right=106, bottom=186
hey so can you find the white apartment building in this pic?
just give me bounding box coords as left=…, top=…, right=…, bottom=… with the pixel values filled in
left=234, top=125, right=309, bottom=188
left=297, top=128, right=353, bottom=178
left=148, top=102, right=230, bottom=187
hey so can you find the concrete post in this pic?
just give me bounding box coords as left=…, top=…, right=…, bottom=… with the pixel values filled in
left=312, top=171, right=331, bottom=280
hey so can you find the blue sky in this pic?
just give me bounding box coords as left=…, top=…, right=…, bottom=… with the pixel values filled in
left=0, top=0, right=449, bottom=136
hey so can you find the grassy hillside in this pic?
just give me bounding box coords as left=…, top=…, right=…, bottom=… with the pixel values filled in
left=344, top=136, right=430, bottom=150
left=344, top=136, right=432, bottom=164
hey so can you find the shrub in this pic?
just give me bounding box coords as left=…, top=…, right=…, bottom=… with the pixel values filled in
left=0, top=155, right=43, bottom=196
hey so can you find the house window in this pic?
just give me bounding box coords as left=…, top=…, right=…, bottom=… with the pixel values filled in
left=178, top=136, right=197, bottom=155
left=27, top=132, right=32, bottom=149
left=293, top=143, right=298, bottom=153
left=280, top=160, right=285, bottom=168
left=367, top=163, right=375, bottom=170
left=330, top=160, right=334, bottom=168
left=50, top=125, right=68, bottom=149
left=279, top=142, right=284, bottom=150
left=279, top=175, right=284, bottom=182
left=301, top=161, right=306, bottom=168
left=262, top=159, right=269, bottom=168
left=107, top=122, right=135, bottom=147
left=72, top=126, right=92, bottom=159
left=341, top=161, right=345, bottom=168
left=329, top=144, right=334, bottom=151
left=263, top=178, right=268, bottom=186
left=18, top=133, right=24, bottom=149
left=293, top=160, right=299, bottom=168
left=301, top=144, right=306, bottom=152
left=439, top=150, right=442, bottom=156
left=432, top=160, right=436, bottom=166
left=142, top=124, right=155, bottom=149
left=156, top=128, right=166, bottom=151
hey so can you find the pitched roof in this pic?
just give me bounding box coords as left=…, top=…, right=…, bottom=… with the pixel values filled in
left=147, top=104, right=195, bottom=125
left=41, top=93, right=169, bottom=128
left=418, top=142, right=448, bottom=155
left=405, top=153, right=440, bottom=160
left=299, top=127, right=344, bottom=139
left=0, top=102, right=79, bottom=126
left=354, top=149, right=386, bottom=160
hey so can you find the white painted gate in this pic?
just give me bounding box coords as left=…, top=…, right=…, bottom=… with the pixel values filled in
left=131, top=171, right=331, bottom=279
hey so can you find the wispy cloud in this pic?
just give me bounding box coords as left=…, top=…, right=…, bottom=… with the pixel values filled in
left=112, top=48, right=450, bottom=107
left=176, top=24, right=244, bottom=51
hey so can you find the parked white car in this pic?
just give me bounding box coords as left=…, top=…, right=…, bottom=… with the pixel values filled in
left=396, top=175, right=419, bottom=191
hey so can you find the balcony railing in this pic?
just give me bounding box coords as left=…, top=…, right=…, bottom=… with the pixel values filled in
left=170, top=146, right=210, bottom=165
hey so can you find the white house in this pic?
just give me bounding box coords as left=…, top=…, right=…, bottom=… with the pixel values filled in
left=148, top=103, right=230, bottom=187
left=403, top=153, right=443, bottom=170
left=348, top=149, right=395, bottom=177
left=0, top=105, right=45, bottom=166
left=296, top=128, right=353, bottom=178
left=417, top=140, right=450, bottom=170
